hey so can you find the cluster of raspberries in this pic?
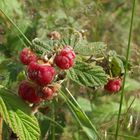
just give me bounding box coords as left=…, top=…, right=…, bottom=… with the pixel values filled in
left=18, top=46, right=76, bottom=103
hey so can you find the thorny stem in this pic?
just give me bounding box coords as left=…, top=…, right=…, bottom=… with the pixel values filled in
left=115, top=0, right=136, bottom=139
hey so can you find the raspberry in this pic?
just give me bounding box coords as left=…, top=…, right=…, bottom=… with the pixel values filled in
left=47, top=31, right=61, bottom=40
left=28, top=62, right=56, bottom=86
left=104, top=78, right=122, bottom=93
left=20, top=48, right=37, bottom=65
left=54, top=46, right=76, bottom=69
left=18, top=80, right=41, bottom=103
left=42, top=87, right=54, bottom=100
left=37, top=65, right=56, bottom=85
left=28, top=62, right=39, bottom=82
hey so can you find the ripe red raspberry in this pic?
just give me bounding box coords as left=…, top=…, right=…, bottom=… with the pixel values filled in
left=18, top=80, right=41, bottom=103
left=42, top=87, right=54, bottom=100
left=28, top=62, right=56, bottom=86
left=54, top=46, right=76, bottom=69
left=28, top=62, right=39, bottom=82
left=37, top=65, right=56, bottom=86
left=20, top=48, right=37, bottom=65
left=104, top=78, right=122, bottom=93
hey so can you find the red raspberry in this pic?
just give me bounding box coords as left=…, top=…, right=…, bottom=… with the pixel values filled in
left=37, top=65, right=56, bottom=86
left=42, top=87, right=54, bottom=100
left=60, top=46, right=76, bottom=59
left=28, top=62, right=39, bottom=82
left=28, top=62, right=56, bottom=86
left=18, top=80, right=41, bottom=103
left=20, top=48, right=37, bottom=65
left=104, top=78, right=122, bottom=93
left=54, top=46, right=76, bottom=69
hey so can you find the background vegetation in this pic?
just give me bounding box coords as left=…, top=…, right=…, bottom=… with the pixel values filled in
left=0, top=0, right=140, bottom=140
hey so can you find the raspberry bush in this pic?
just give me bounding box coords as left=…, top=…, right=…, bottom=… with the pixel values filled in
left=0, top=0, right=139, bottom=140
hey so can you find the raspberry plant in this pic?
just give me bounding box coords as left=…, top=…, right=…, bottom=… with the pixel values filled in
left=0, top=0, right=139, bottom=140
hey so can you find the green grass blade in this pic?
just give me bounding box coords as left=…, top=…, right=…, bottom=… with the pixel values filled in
left=60, top=88, right=102, bottom=140
left=115, top=0, right=136, bottom=139
left=0, top=8, right=32, bottom=46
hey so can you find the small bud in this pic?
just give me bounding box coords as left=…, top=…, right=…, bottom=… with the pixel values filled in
left=47, top=31, right=61, bottom=40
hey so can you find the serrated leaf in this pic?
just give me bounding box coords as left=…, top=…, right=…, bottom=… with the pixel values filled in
left=74, top=40, right=106, bottom=56
left=0, top=87, right=40, bottom=140
left=67, top=61, right=107, bottom=87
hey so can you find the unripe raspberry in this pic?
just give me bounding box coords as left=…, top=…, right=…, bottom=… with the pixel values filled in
left=54, top=46, right=76, bottom=69
left=42, top=87, right=54, bottom=100
left=18, top=80, right=41, bottom=103
left=47, top=31, right=61, bottom=40
left=20, top=48, right=37, bottom=65
left=28, top=62, right=56, bottom=86
left=104, top=78, right=122, bottom=93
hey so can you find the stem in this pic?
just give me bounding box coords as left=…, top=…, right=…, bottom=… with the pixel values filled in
left=0, top=9, right=32, bottom=46
left=115, top=0, right=136, bottom=139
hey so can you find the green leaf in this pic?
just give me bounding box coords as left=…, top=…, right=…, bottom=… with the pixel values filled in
left=74, top=40, right=106, bottom=56
left=77, top=97, right=92, bottom=112
left=67, top=61, right=107, bottom=87
left=111, top=56, right=124, bottom=77
left=0, top=87, right=40, bottom=140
